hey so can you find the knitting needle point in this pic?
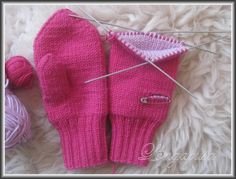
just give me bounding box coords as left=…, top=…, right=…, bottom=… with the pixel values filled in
left=77, top=8, right=110, bottom=33
left=188, top=35, right=227, bottom=50
left=185, top=34, right=229, bottom=54
left=184, top=44, right=218, bottom=55
left=86, top=58, right=197, bottom=99
left=145, top=59, right=198, bottom=100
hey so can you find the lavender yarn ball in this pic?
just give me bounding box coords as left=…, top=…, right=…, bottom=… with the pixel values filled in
left=5, top=88, right=32, bottom=149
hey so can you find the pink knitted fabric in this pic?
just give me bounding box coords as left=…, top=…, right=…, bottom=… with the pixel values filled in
left=34, top=9, right=108, bottom=169
left=108, top=32, right=187, bottom=166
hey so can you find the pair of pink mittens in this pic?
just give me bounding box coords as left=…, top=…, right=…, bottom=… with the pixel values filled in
left=34, top=9, right=186, bottom=169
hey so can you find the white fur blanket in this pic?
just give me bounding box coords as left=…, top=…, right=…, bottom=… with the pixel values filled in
left=4, top=4, right=231, bottom=174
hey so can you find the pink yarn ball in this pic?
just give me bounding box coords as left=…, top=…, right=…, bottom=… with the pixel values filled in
left=6, top=56, right=34, bottom=89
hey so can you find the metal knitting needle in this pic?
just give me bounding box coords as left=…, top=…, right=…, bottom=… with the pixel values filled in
left=188, top=35, right=226, bottom=48
left=85, top=62, right=148, bottom=83
left=77, top=8, right=110, bottom=33
left=74, top=10, right=227, bottom=99
left=69, top=14, right=219, bottom=55
left=69, top=14, right=137, bottom=32
left=69, top=15, right=231, bottom=34
left=185, top=35, right=227, bottom=54
left=84, top=35, right=227, bottom=84
left=145, top=59, right=197, bottom=99
left=184, top=44, right=217, bottom=55
left=144, top=36, right=228, bottom=99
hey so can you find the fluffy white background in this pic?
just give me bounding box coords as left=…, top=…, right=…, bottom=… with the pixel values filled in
left=4, top=4, right=232, bottom=174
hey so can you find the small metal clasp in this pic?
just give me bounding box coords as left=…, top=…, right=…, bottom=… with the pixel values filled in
left=140, top=94, right=171, bottom=105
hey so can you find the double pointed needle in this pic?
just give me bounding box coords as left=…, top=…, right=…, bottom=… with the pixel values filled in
left=70, top=9, right=229, bottom=100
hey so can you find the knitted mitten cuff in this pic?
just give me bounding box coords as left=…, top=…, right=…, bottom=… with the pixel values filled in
left=54, top=115, right=108, bottom=169
left=110, top=115, right=162, bottom=167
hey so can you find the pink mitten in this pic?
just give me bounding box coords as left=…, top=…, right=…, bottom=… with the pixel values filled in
left=108, top=32, right=187, bottom=166
left=34, top=9, right=108, bottom=169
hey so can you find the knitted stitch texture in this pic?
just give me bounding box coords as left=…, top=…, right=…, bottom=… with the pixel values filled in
left=108, top=32, right=187, bottom=166
left=34, top=9, right=108, bottom=169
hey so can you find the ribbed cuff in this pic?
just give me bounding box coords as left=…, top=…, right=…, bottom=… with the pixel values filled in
left=55, top=115, right=108, bottom=169
left=110, top=115, right=161, bottom=167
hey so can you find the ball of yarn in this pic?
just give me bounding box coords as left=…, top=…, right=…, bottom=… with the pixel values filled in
left=5, top=88, right=32, bottom=149
left=5, top=56, right=34, bottom=89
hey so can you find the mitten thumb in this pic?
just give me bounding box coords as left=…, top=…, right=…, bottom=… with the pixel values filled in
left=36, top=53, right=70, bottom=105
